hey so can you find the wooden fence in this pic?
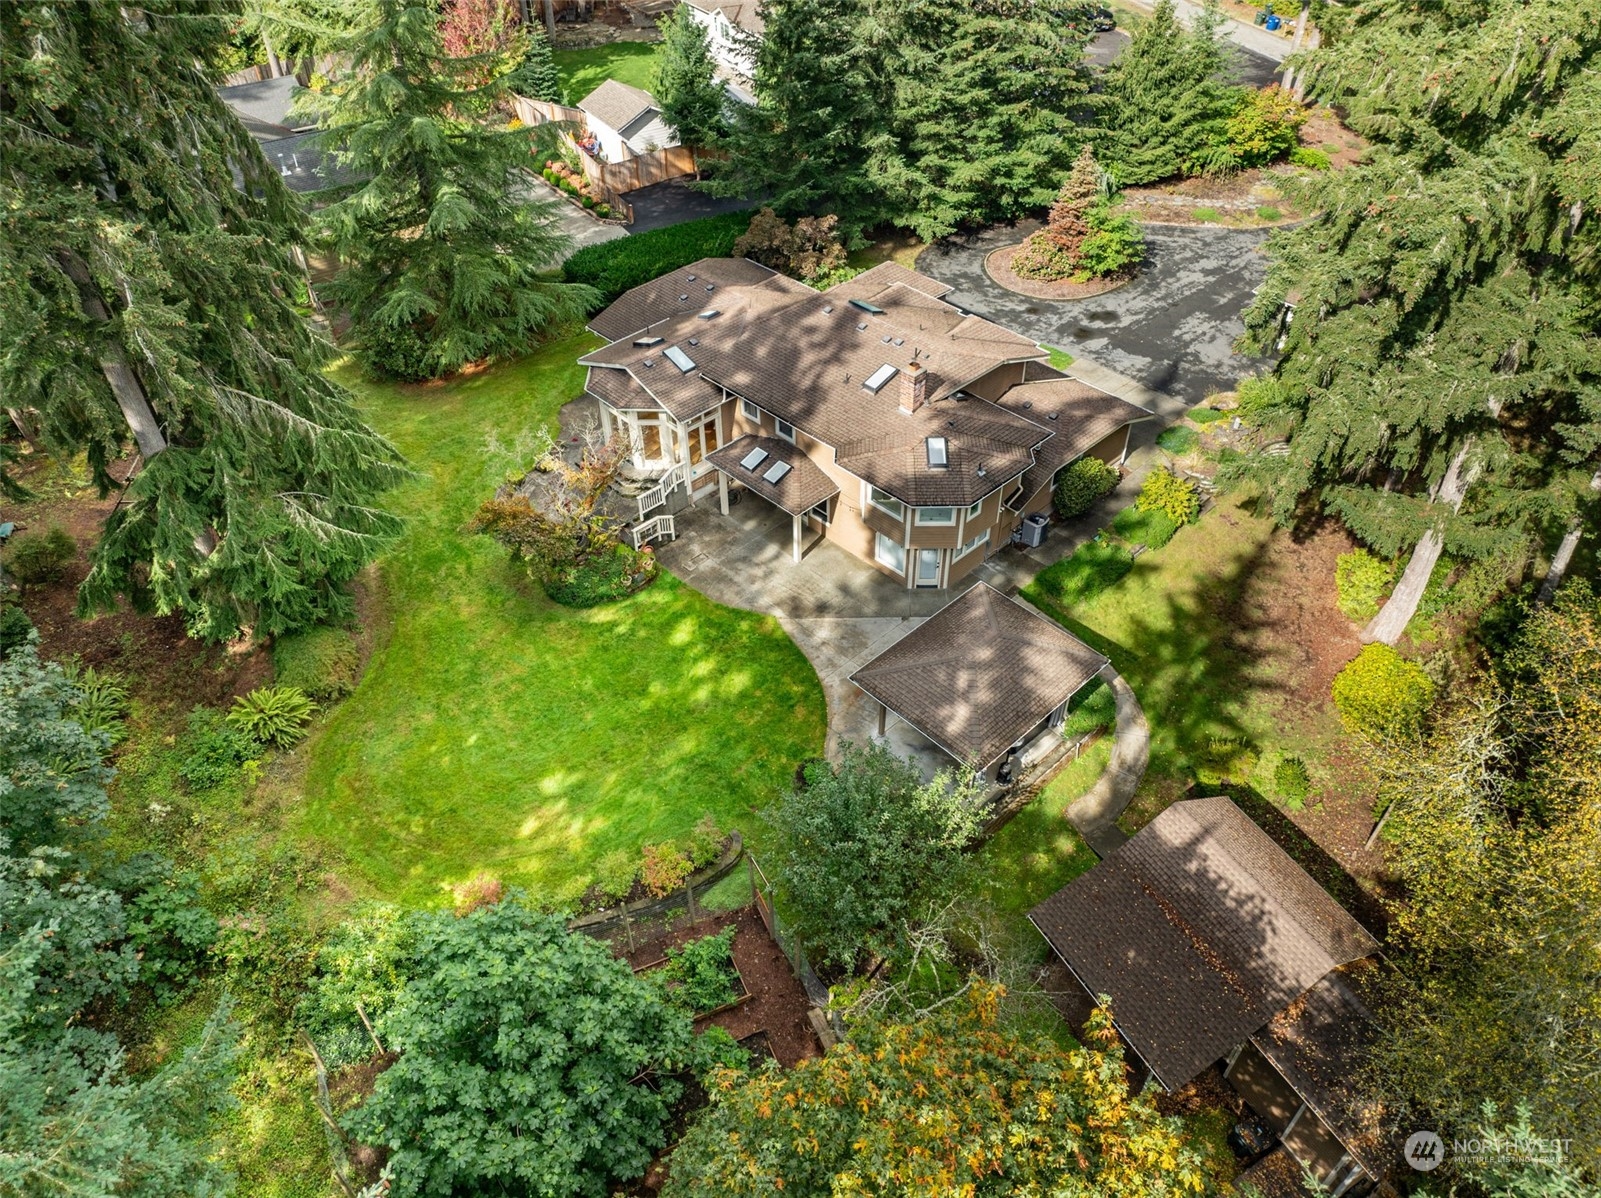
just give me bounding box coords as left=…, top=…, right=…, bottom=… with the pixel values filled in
left=510, top=92, right=699, bottom=220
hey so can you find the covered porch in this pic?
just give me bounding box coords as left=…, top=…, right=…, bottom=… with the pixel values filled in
left=704, top=435, right=840, bottom=565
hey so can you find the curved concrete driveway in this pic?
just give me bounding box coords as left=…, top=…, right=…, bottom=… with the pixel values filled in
left=917, top=222, right=1273, bottom=403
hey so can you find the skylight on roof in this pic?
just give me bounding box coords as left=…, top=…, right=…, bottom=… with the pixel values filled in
left=678, top=294, right=689, bottom=301
left=822, top=304, right=834, bottom=314
left=763, top=461, right=792, bottom=484
left=633, top=335, right=663, bottom=347
left=863, top=363, right=899, bottom=393
left=663, top=345, right=696, bottom=373
left=926, top=436, right=948, bottom=468
left=849, top=298, right=885, bottom=314
left=740, top=446, right=769, bottom=471
left=686, top=274, right=697, bottom=281
left=697, top=309, right=719, bottom=319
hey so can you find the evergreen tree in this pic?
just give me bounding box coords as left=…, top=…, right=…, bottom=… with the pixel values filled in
left=310, top=0, right=596, bottom=381
left=0, top=0, right=407, bottom=642
left=1098, top=0, right=1239, bottom=185
left=505, top=23, right=561, bottom=102
left=653, top=7, right=728, bottom=151
left=1239, top=0, right=1601, bottom=641
left=704, top=0, right=892, bottom=238
left=872, top=0, right=1093, bottom=239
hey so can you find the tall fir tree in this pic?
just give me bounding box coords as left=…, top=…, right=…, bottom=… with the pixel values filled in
left=653, top=7, right=728, bottom=152
left=704, top=0, right=892, bottom=238
left=0, top=0, right=407, bottom=642
left=310, top=0, right=596, bottom=381
left=1239, top=0, right=1601, bottom=641
left=505, top=22, right=560, bottom=102
left=1098, top=0, right=1239, bottom=185
left=872, top=0, right=1092, bottom=240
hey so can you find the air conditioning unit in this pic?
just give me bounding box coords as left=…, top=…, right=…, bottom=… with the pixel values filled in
left=1015, top=513, right=1049, bottom=549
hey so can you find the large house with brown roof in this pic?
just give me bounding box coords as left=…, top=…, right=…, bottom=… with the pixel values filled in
left=1030, top=798, right=1387, bottom=1195
left=581, top=258, right=1150, bottom=589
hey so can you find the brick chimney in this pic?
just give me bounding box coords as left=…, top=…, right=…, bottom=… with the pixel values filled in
left=901, top=359, right=927, bottom=414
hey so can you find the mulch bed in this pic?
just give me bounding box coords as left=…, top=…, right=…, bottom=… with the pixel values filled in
left=983, top=244, right=1131, bottom=301
left=625, top=904, right=821, bottom=1069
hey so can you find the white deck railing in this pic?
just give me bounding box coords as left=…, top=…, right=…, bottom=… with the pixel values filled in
left=635, top=465, right=685, bottom=521
left=631, top=515, right=676, bottom=549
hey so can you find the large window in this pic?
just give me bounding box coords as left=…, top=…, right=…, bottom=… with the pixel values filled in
left=775, top=417, right=797, bottom=443
left=958, top=527, right=991, bottom=558
left=874, top=532, right=906, bottom=574
left=916, top=506, right=956, bottom=526
left=867, top=486, right=904, bottom=521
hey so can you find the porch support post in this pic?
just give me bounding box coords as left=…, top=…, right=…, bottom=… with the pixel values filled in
left=718, top=471, right=729, bottom=516
left=1118, top=424, right=1133, bottom=467
left=878, top=702, right=887, bottom=736
left=791, top=512, right=802, bottom=563
left=598, top=402, right=614, bottom=442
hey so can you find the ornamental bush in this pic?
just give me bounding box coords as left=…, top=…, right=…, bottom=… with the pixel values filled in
left=641, top=842, right=693, bottom=897
left=1335, top=549, right=1397, bottom=622
left=1274, top=755, right=1312, bottom=806
left=544, top=543, right=656, bottom=607
left=1289, top=145, right=1331, bottom=170
left=5, top=526, right=76, bottom=585
left=273, top=625, right=360, bottom=701
left=1219, top=85, right=1308, bottom=168
left=226, top=684, right=316, bottom=748
left=61, top=661, right=131, bottom=745
left=1332, top=644, right=1436, bottom=739
left=0, top=601, right=33, bottom=656
left=1054, top=456, right=1120, bottom=519
left=1136, top=465, right=1200, bottom=525
left=344, top=901, right=696, bottom=1198
left=563, top=211, right=749, bottom=307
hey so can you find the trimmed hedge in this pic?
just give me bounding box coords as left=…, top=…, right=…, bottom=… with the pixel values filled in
left=1053, top=456, right=1120, bottom=520
left=562, top=211, right=751, bottom=309
left=1331, top=644, right=1435, bottom=739
left=1136, top=466, right=1200, bottom=525
left=1025, top=537, right=1134, bottom=613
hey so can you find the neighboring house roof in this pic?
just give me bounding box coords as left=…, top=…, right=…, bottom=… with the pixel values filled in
left=683, top=0, right=766, bottom=39
left=849, top=583, right=1108, bottom=768
left=585, top=260, right=1151, bottom=508
left=578, top=79, right=661, bottom=138
left=1029, top=797, right=1380, bottom=1090
left=998, top=362, right=1157, bottom=500
left=707, top=435, right=839, bottom=514
left=1250, top=962, right=1387, bottom=1178
left=218, top=76, right=313, bottom=137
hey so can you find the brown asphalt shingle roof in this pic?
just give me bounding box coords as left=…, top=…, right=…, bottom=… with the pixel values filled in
left=998, top=364, right=1157, bottom=500
left=1028, top=797, right=1380, bottom=1091
left=706, top=435, right=839, bottom=514
left=583, top=259, right=1151, bottom=506
left=684, top=0, right=765, bottom=37
left=577, top=78, right=659, bottom=136
left=849, top=583, right=1108, bottom=768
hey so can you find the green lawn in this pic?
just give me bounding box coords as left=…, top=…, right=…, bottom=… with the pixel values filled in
left=555, top=42, right=664, bottom=104
left=298, top=337, right=826, bottom=906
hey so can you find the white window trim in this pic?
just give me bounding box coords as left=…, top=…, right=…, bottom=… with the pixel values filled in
left=874, top=532, right=906, bottom=574
left=775, top=417, right=796, bottom=444
left=967, top=499, right=983, bottom=520
left=915, top=506, right=957, bottom=526
left=740, top=398, right=761, bottom=421
left=865, top=485, right=905, bottom=521
left=810, top=500, right=831, bottom=525
left=958, top=527, right=991, bottom=558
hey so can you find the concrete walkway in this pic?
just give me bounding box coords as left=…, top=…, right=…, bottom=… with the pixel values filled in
left=1064, top=665, right=1151, bottom=857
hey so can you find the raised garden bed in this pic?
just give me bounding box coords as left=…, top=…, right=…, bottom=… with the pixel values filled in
left=637, top=925, right=752, bottom=1020
left=984, top=243, right=1132, bottom=301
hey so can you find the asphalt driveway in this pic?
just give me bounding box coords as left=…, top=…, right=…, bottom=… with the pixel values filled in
left=626, top=177, right=755, bottom=233
left=916, top=222, right=1273, bottom=402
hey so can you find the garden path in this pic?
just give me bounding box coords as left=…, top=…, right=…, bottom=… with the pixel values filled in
left=1062, top=666, right=1150, bottom=857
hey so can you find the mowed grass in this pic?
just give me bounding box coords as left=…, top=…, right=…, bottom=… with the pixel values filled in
left=555, top=42, right=664, bottom=104
left=298, top=336, right=826, bottom=905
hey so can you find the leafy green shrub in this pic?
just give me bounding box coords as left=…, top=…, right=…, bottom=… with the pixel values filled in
left=1256, top=206, right=1282, bottom=221
left=1274, top=756, right=1312, bottom=807
left=1187, top=405, right=1228, bottom=425
left=1221, top=85, right=1307, bottom=168
left=227, top=685, right=316, bottom=748
left=1194, top=736, right=1259, bottom=787
left=545, top=543, right=656, bottom=607
left=691, top=1025, right=751, bottom=1078
left=1053, top=456, right=1120, bottom=519
left=563, top=211, right=749, bottom=308
left=61, top=661, right=131, bottom=744
left=1062, top=677, right=1117, bottom=737
left=0, top=602, right=33, bottom=657
left=1027, top=538, right=1135, bottom=612
left=654, top=925, right=740, bottom=1014
left=1192, top=206, right=1222, bottom=223
left=1136, top=466, right=1201, bottom=525
left=108, top=857, right=219, bottom=1005
left=5, top=526, right=76, bottom=585
left=594, top=849, right=640, bottom=903
left=177, top=707, right=258, bottom=791
left=1335, top=549, right=1397, bottom=622
left=1289, top=146, right=1331, bottom=170
left=1332, top=644, right=1436, bottom=739
left=1235, top=374, right=1291, bottom=417
left=1077, top=204, right=1146, bottom=278
left=685, top=814, right=726, bottom=869
left=296, top=903, right=418, bottom=1070
left=273, top=625, right=360, bottom=701
left=1110, top=504, right=1180, bottom=549
left=359, top=319, right=436, bottom=382
left=594, top=203, right=611, bottom=219
left=1155, top=425, right=1199, bottom=454
left=641, top=842, right=693, bottom=897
